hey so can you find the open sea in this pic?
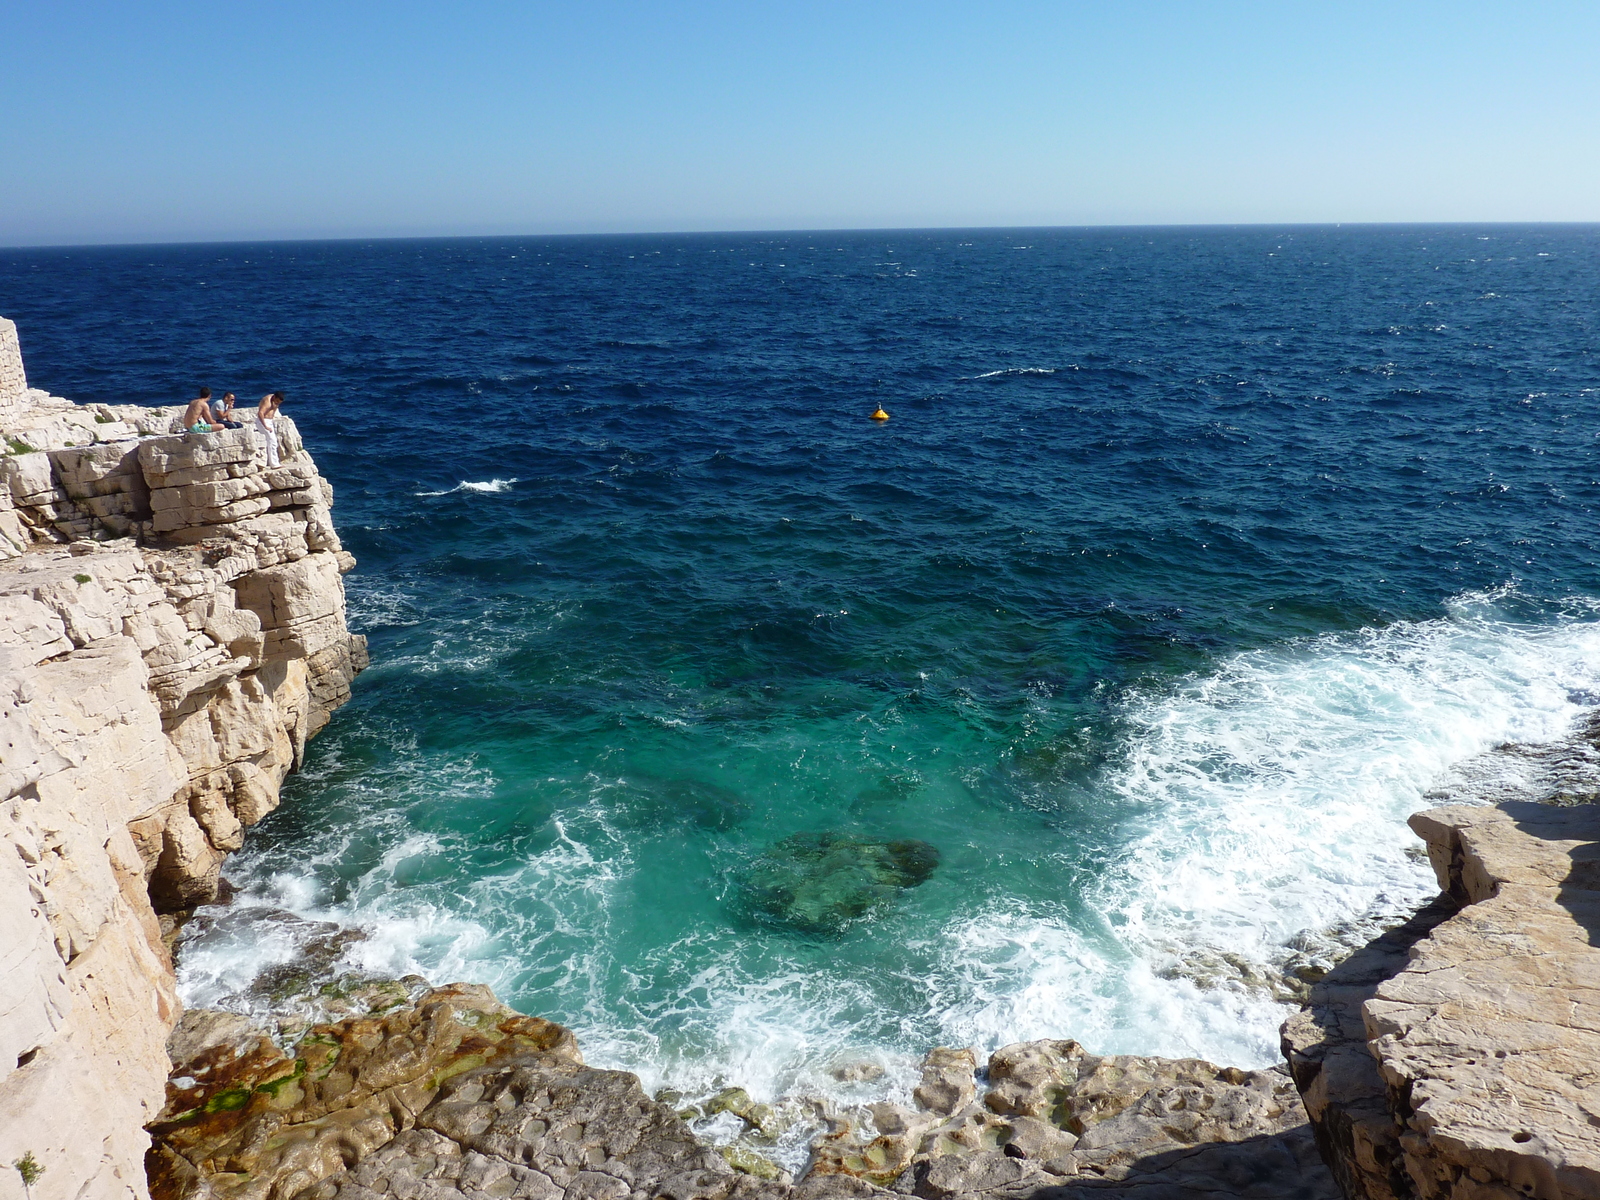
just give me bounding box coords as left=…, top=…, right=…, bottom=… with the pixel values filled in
left=5, top=225, right=1600, bottom=1112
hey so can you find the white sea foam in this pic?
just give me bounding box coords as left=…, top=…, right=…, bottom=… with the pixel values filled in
left=415, top=477, right=519, bottom=496
left=972, top=367, right=1057, bottom=379
left=343, top=581, right=421, bottom=629
left=592, top=592, right=1600, bottom=1077
left=907, top=592, right=1600, bottom=1065
left=177, top=590, right=1600, bottom=1104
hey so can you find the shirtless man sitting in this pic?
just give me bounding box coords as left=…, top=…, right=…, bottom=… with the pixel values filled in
left=182, top=387, right=219, bottom=433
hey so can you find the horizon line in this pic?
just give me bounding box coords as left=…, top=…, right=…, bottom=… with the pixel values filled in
left=4, top=218, right=1599, bottom=253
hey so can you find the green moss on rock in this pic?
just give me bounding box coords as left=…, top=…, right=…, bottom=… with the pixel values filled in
left=734, top=832, right=939, bottom=934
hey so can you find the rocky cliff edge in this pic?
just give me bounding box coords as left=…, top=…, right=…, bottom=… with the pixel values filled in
left=1285, top=797, right=1600, bottom=1199
left=0, top=316, right=365, bottom=1200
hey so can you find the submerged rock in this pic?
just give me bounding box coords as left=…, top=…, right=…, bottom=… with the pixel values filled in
left=703, top=1086, right=783, bottom=1140
left=707, top=1086, right=755, bottom=1119
left=719, top=1144, right=790, bottom=1182
left=620, top=774, right=753, bottom=831
left=175, top=903, right=432, bottom=1039
left=734, top=832, right=940, bottom=934
left=831, top=1058, right=887, bottom=1084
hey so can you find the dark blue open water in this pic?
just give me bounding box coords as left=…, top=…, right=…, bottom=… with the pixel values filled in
left=5, top=225, right=1599, bottom=1114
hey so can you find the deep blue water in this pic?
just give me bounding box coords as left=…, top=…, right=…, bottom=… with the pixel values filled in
left=5, top=225, right=1599, bottom=1107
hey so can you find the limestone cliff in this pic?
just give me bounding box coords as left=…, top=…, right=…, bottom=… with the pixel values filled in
left=0, top=316, right=364, bottom=1200
left=1285, top=797, right=1600, bottom=1198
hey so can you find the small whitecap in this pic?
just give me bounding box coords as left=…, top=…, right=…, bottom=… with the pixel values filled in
left=971, top=367, right=1057, bottom=379
left=415, top=478, right=519, bottom=497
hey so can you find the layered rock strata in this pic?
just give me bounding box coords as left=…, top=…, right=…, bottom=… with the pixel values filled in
left=1285, top=801, right=1600, bottom=1199
left=154, top=980, right=1339, bottom=1200
left=0, top=316, right=364, bottom=1200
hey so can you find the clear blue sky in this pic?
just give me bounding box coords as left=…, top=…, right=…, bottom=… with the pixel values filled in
left=3, top=1, right=1597, bottom=246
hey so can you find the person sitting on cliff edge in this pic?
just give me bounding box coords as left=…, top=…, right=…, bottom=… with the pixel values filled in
left=182, top=387, right=220, bottom=434
left=212, top=392, right=245, bottom=428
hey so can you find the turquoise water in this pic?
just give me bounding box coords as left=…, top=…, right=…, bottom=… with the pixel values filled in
left=5, top=224, right=1600, bottom=1101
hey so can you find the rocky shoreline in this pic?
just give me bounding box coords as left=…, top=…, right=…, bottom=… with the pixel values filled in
left=144, top=765, right=1600, bottom=1200
left=148, top=981, right=1336, bottom=1200
left=4, top=310, right=1600, bottom=1200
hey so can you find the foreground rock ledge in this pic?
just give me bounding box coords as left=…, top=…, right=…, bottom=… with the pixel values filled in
left=150, top=983, right=1338, bottom=1200
left=0, top=316, right=364, bottom=1200
left=1284, top=801, right=1600, bottom=1200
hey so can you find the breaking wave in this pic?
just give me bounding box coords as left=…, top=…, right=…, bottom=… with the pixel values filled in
left=415, top=478, right=519, bottom=496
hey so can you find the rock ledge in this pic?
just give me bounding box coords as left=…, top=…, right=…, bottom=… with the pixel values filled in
left=1285, top=801, right=1600, bottom=1199
left=152, top=986, right=1338, bottom=1200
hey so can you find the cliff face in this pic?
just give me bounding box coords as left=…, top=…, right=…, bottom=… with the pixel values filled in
left=0, top=317, right=364, bottom=1200
left=1285, top=799, right=1600, bottom=1199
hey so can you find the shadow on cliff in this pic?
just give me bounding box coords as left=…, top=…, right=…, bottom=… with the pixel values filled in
left=1555, top=843, right=1600, bottom=948
left=1293, top=895, right=1458, bottom=1031
left=1278, top=894, right=1458, bottom=1200
left=1002, top=1128, right=1337, bottom=1198
left=1505, top=800, right=1600, bottom=948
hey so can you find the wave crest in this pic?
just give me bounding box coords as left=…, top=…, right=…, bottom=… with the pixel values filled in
left=415, top=478, right=519, bottom=497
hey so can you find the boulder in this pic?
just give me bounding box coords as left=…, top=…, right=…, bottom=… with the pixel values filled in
left=913, top=1047, right=978, bottom=1117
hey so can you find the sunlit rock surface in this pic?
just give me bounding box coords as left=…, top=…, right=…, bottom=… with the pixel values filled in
left=0, top=315, right=364, bottom=1200
left=1285, top=793, right=1600, bottom=1198
left=155, top=988, right=1338, bottom=1200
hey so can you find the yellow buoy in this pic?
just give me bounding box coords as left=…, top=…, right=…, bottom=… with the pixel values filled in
left=870, top=406, right=889, bottom=421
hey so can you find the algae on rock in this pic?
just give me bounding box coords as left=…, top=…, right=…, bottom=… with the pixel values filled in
left=734, top=833, right=940, bottom=934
